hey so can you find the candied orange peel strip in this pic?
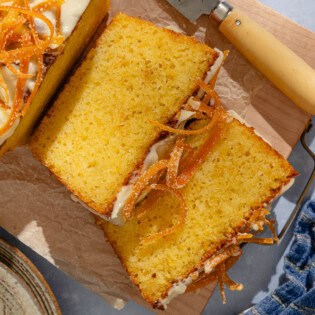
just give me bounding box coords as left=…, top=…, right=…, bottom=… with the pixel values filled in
left=0, top=73, right=9, bottom=106
left=0, top=6, right=55, bottom=60
left=166, top=136, right=185, bottom=189
left=123, top=113, right=224, bottom=221
left=219, top=261, right=244, bottom=302
left=0, top=0, right=64, bottom=136
left=236, top=208, right=279, bottom=245
left=122, top=78, right=227, bottom=231
left=186, top=208, right=277, bottom=302
left=123, top=160, right=169, bottom=220
left=148, top=81, right=223, bottom=136
left=204, top=246, right=242, bottom=273
left=139, top=184, right=188, bottom=245
left=174, top=114, right=226, bottom=188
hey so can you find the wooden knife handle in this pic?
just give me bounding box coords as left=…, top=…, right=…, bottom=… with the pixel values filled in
left=218, top=8, right=315, bottom=114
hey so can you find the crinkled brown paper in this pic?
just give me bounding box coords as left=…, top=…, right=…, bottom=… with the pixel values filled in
left=0, top=0, right=312, bottom=314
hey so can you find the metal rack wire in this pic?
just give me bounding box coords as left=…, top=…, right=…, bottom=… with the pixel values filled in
left=277, top=120, right=315, bottom=241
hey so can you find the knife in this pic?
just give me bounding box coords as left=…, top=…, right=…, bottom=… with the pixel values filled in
left=166, top=0, right=315, bottom=114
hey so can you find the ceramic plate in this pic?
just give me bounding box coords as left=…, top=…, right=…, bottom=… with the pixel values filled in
left=0, top=239, right=60, bottom=315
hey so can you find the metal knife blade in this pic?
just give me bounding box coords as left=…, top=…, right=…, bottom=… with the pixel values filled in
left=166, top=0, right=220, bottom=22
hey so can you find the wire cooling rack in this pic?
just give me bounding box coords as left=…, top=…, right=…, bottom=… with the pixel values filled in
left=276, top=120, right=315, bottom=242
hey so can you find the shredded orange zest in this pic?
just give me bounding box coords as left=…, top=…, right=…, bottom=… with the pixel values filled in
left=221, top=262, right=243, bottom=291
left=175, top=116, right=225, bottom=188
left=139, top=184, right=188, bottom=245
left=187, top=207, right=277, bottom=302
left=237, top=235, right=275, bottom=245
left=186, top=272, right=217, bottom=293
left=198, top=80, right=222, bottom=106
left=123, top=160, right=169, bottom=220
left=193, top=102, right=215, bottom=117
left=0, top=0, right=65, bottom=136
left=166, top=136, right=185, bottom=188
left=136, top=190, right=163, bottom=219
left=236, top=210, right=278, bottom=245
left=149, top=111, right=218, bottom=136
left=205, top=50, right=229, bottom=91
left=186, top=246, right=243, bottom=296
left=0, top=6, right=55, bottom=60
left=148, top=81, right=223, bottom=136
left=264, top=218, right=279, bottom=242
left=204, top=246, right=241, bottom=273
left=5, top=62, right=34, bottom=79
left=0, top=73, right=9, bottom=105
left=123, top=78, right=227, bottom=225
left=218, top=264, right=227, bottom=304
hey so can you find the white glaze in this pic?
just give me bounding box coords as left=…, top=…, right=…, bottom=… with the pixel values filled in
left=0, top=65, right=17, bottom=105
left=0, top=116, right=20, bottom=146
left=187, top=98, right=202, bottom=110
left=0, top=65, right=19, bottom=145
left=142, top=136, right=176, bottom=173
left=110, top=185, right=133, bottom=225
left=227, top=110, right=273, bottom=146
left=159, top=277, right=193, bottom=309
left=106, top=136, right=176, bottom=224
left=25, top=60, right=39, bottom=92
left=0, top=0, right=90, bottom=145
left=280, top=178, right=295, bottom=195
left=70, top=136, right=177, bottom=225
left=70, top=194, right=125, bottom=226
left=30, top=0, right=90, bottom=38
left=110, top=136, right=176, bottom=223
left=251, top=223, right=259, bottom=231
left=175, top=99, right=202, bottom=128
left=158, top=241, right=240, bottom=309
left=175, top=110, right=196, bottom=127
left=197, top=48, right=224, bottom=99
left=59, top=0, right=90, bottom=38
left=71, top=47, right=224, bottom=223
left=158, top=162, right=296, bottom=308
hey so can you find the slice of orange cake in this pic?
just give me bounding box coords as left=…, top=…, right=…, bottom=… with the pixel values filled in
left=0, top=0, right=110, bottom=157
left=98, top=98, right=297, bottom=309
left=30, top=13, right=224, bottom=224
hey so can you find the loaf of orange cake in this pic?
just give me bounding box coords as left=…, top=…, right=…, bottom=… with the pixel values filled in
left=0, top=0, right=110, bottom=157
left=99, top=104, right=297, bottom=309
left=30, top=13, right=224, bottom=224
left=29, top=11, right=297, bottom=310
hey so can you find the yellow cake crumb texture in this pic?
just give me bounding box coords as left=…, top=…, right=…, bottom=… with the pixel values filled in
left=30, top=13, right=216, bottom=214
left=101, top=117, right=297, bottom=305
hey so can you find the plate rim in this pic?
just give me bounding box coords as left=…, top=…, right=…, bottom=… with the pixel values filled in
left=0, top=238, right=61, bottom=315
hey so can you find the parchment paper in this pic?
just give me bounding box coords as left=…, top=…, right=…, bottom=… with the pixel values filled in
left=0, top=0, right=313, bottom=314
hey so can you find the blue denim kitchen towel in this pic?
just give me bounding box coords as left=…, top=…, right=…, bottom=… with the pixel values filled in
left=245, top=200, right=315, bottom=315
